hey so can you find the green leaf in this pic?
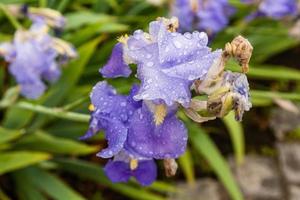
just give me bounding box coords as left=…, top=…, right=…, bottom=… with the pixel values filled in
left=15, top=167, right=86, bottom=200
left=0, top=187, right=11, bottom=200
left=188, top=122, right=243, bottom=200
left=0, top=151, right=50, bottom=174
left=227, top=62, right=300, bottom=81
left=178, top=149, right=195, bottom=185
left=14, top=131, right=98, bottom=155
left=0, top=127, right=23, bottom=144
left=13, top=171, right=47, bottom=200
left=65, top=11, right=115, bottom=30
left=55, top=158, right=166, bottom=200
left=0, top=86, right=19, bottom=108
left=223, top=112, right=245, bottom=164
left=251, top=90, right=300, bottom=101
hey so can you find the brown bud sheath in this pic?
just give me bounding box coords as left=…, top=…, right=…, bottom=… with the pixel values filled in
left=224, top=35, right=253, bottom=73
left=163, top=159, right=178, bottom=177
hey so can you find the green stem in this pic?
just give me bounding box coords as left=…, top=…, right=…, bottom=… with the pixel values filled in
left=63, top=96, right=89, bottom=111
left=15, top=102, right=90, bottom=123
left=0, top=4, right=22, bottom=30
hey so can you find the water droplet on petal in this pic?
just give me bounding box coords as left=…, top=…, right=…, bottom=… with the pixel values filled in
left=147, top=62, right=154, bottom=67
left=173, top=40, right=182, bottom=49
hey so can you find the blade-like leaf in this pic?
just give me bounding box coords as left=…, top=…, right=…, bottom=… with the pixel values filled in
left=14, top=131, right=98, bottom=155
left=55, top=158, right=166, bottom=200
left=65, top=11, right=115, bottom=30
left=0, top=151, right=50, bottom=174
left=0, top=127, right=23, bottom=144
left=188, top=122, right=243, bottom=200
left=178, top=149, right=195, bottom=185
left=13, top=171, right=47, bottom=200
left=15, top=167, right=86, bottom=200
left=223, top=112, right=245, bottom=164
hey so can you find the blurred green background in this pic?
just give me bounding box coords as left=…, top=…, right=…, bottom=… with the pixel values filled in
left=1, top=0, right=300, bottom=199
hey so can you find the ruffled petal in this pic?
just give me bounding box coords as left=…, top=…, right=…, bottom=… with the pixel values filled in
left=90, top=81, right=140, bottom=121
left=127, top=105, right=188, bottom=159
left=134, top=160, right=157, bottom=186
left=97, top=116, right=128, bottom=158
left=134, top=65, right=191, bottom=107
left=100, top=43, right=132, bottom=78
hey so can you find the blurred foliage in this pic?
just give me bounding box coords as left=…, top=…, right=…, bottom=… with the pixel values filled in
left=1, top=0, right=300, bottom=199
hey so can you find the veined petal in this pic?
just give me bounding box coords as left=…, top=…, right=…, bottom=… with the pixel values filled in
left=127, top=105, right=188, bottom=159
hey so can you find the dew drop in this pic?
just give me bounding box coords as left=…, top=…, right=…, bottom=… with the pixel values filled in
left=147, top=62, right=154, bottom=67
left=173, top=40, right=182, bottom=49
left=184, top=32, right=192, bottom=39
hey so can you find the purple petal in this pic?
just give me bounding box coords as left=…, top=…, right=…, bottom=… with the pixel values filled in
left=0, top=42, right=16, bottom=61
left=104, top=160, right=131, bottom=183
left=127, top=105, right=188, bottom=159
left=134, top=160, right=157, bottom=186
left=96, top=116, right=128, bottom=158
left=42, top=62, right=61, bottom=82
left=125, top=19, right=222, bottom=107
left=171, top=0, right=194, bottom=32
left=90, top=81, right=140, bottom=121
left=259, top=0, right=297, bottom=19
left=100, top=43, right=132, bottom=78
left=134, top=65, right=192, bottom=107
left=20, top=80, right=46, bottom=99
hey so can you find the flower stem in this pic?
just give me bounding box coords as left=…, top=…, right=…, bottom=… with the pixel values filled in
left=0, top=3, right=23, bottom=30
left=14, top=101, right=90, bottom=123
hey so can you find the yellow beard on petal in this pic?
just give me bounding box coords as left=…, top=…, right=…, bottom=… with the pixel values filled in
left=88, top=104, right=95, bottom=112
left=130, top=159, right=138, bottom=170
left=154, top=104, right=167, bottom=126
left=117, top=34, right=129, bottom=44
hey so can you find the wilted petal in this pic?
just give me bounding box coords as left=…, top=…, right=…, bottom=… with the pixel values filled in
left=100, top=43, right=132, bottom=78
left=127, top=105, right=188, bottom=159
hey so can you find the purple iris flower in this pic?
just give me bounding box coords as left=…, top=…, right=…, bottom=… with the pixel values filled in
left=81, top=81, right=188, bottom=185
left=81, top=81, right=188, bottom=159
left=241, top=0, right=298, bottom=20
left=0, top=20, right=76, bottom=99
left=171, top=0, right=235, bottom=34
left=122, top=19, right=221, bottom=107
left=104, top=151, right=157, bottom=186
